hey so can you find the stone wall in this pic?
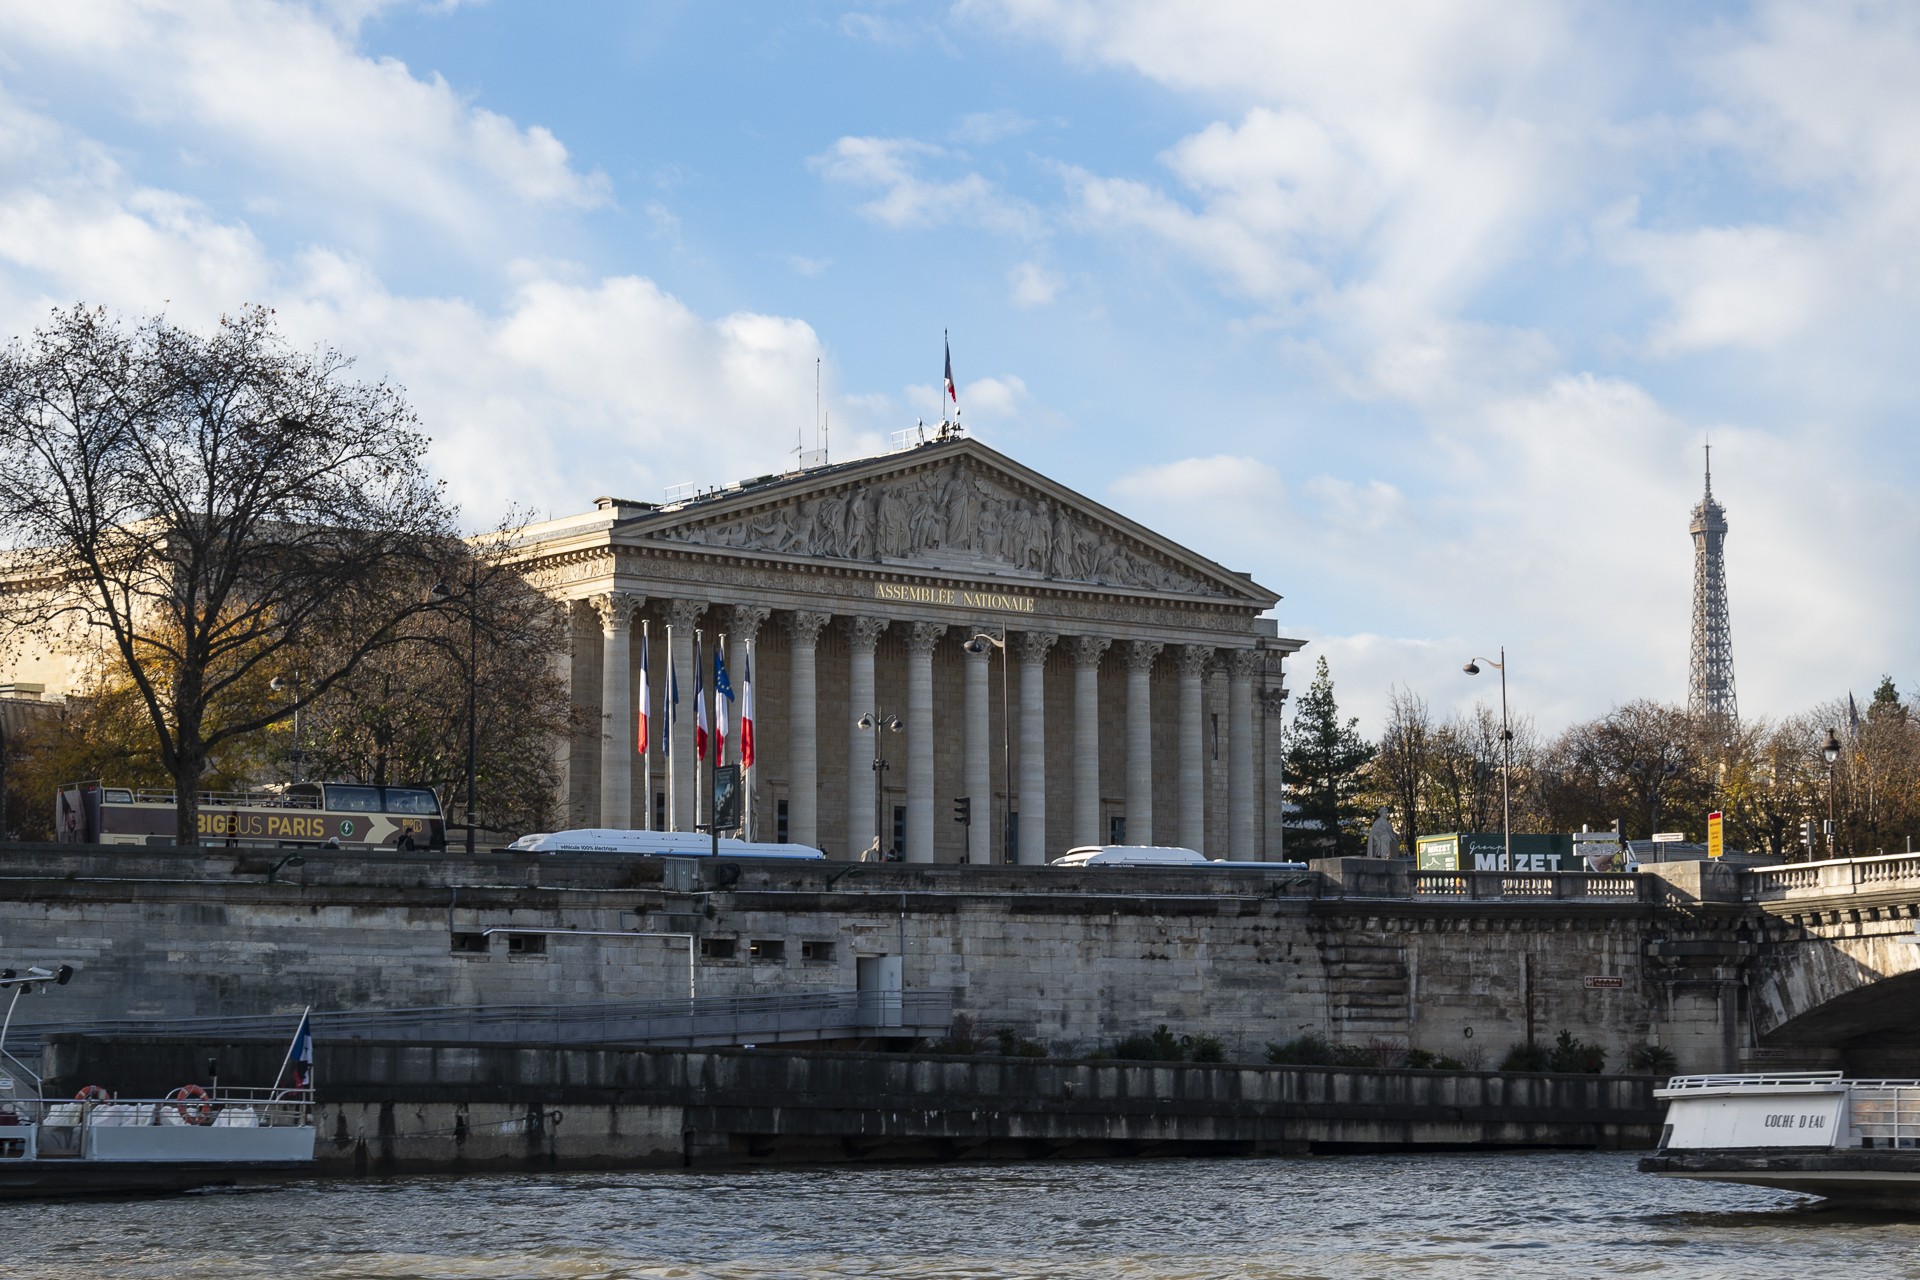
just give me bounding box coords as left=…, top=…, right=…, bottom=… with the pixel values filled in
left=0, top=845, right=1753, bottom=1072
left=43, top=1037, right=1664, bottom=1172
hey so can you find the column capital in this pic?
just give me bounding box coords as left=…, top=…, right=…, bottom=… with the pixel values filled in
left=786, top=609, right=832, bottom=646
left=1069, top=635, right=1111, bottom=669
left=1121, top=639, right=1163, bottom=673
left=847, top=614, right=889, bottom=650
left=1224, top=647, right=1259, bottom=679
left=665, top=598, right=706, bottom=630
left=907, top=621, right=948, bottom=656
left=1016, top=630, right=1059, bottom=666
left=1174, top=644, right=1213, bottom=678
left=589, top=590, right=646, bottom=633
left=727, top=604, right=771, bottom=643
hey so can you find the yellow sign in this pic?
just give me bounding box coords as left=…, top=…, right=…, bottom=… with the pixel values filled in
left=872, top=582, right=1037, bottom=613
left=1707, top=810, right=1724, bottom=859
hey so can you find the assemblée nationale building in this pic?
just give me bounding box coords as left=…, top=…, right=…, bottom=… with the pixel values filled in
left=514, top=433, right=1303, bottom=864
left=2, top=432, right=1305, bottom=863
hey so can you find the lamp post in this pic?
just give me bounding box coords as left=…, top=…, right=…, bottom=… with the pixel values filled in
left=1463, top=647, right=1512, bottom=870
left=965, top=630, right=1010, bottom=862
left=269, top=673, right=304, bottom=783
left=430, top=565, right=480, bottom=857
left=1824, top=726, right=1841, bottom=857
left=857, top=710, right=903, bottom=858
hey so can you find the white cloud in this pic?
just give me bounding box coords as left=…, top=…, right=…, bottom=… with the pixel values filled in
left=1008, top=259, right=1062, bottom=306
left=812, top=136, right=1043, bottom=237
left=952, top=109, right=1035, bottom=146
left=0, top=0, right=609, bottom=251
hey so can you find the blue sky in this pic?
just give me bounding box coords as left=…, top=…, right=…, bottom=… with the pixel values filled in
left=2, top=1, right=1916, bottom=735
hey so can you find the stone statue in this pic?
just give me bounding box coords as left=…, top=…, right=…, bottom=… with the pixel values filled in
left=1366, top=807, right=1400, bottom=860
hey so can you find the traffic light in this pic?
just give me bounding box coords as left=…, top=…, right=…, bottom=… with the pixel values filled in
left=953, top=796, right=972, bottom=826
left=1801, top=819, right=1817, bottom=852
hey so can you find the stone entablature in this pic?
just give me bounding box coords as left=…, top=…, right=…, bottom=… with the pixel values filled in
left=509, top=437, right=1304, bottom=866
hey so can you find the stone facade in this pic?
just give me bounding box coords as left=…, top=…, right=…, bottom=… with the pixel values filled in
left=514, top=436, right=1304, bottom=863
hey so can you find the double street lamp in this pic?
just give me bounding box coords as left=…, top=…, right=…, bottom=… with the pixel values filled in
left=1463, top=647, right=1513, bottom=869
left=857, top=710, right=903, bottom=859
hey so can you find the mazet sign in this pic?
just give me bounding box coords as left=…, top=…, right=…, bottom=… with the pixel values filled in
left=1415, top=832, right=1578, bottom=872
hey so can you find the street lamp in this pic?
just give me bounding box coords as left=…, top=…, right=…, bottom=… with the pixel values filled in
left=856, top=710, right=903, bottom=859
left=1824, top=726, right=1841, bottom=857
left=430, top=566, right=480, bottom=856
left=269, top=674, right=304, bottom=783
left=965, top=630, right=1010, bottom=863
left=1463, top=647, right=1512, bottom=870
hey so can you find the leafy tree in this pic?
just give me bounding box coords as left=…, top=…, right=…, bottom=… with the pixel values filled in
left=0, top=305, right=457, bottom=843
left=1285, top=656, right=1376, bottom=858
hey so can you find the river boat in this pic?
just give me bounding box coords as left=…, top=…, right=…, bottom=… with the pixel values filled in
left=0, top=1087, right=316, bottom=1197
left=1639, top=1071, right=1920, bottom=1205
left=0, top=964, right=317, bottom=1197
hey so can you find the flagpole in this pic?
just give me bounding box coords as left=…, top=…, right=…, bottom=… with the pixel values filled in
left=638, top=620, right=650, bottom=832
left=744, top=639, right=754, bottom=842
left=666, top=624, right=676, bottom=832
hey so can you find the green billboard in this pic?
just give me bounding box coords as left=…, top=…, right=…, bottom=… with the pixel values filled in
left=1414, top=832, right=1577, bottom=872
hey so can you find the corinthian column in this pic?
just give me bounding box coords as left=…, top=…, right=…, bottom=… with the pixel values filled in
left=785, top=611, right=830, bottom=849
left=963, top=629, right=993, bottom=864
left=1176, top=644, right=1211, bottom=854
left=666, top=599, right=705, bottom=831
left=591, top=590, right=645, bottom=829
left=1226, top=648, right=1258, bottom=860
left=846, top=615, right=888, bottom=857
left=1070, top=636, right=1110, bottom=848
left=1016, top=630, right=1059, bottom=864
left=1123, top=641, right=1162, bottom=845
left=905, top=622, right=946, bottom=862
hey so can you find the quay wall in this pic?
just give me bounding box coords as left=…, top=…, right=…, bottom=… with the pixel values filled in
left=0, top=844, right=1745, bottom=1071
left=43, top=1037, right=1665, bottom=1171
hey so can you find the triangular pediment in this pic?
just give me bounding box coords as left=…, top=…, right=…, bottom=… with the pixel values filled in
left=616, top=439, right=1274, bottom=605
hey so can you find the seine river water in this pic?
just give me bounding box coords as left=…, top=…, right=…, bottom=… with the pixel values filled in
left=12, top=1152, right=1920, bottom=1280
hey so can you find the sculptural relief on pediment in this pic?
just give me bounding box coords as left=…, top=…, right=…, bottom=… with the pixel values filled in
left=644, top=461, right=1234, bottom=598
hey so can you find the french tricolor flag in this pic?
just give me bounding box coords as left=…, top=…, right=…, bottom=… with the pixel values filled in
left=693, top=634, right=709, bottom=761
left=943, top=332, right=957, bottom=407
left=740, top=651, right=755, bottom=769
left=636, top=624, right=650, bottom=755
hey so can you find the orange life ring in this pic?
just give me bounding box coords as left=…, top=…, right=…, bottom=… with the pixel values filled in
left=73, top=1085, right=110, bottom=1103
left=168, top=1084, right=213, bottom=1125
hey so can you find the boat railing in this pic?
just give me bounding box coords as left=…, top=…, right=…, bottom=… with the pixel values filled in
left=1847, top=1082, right=1920, bottom=1149
left=1660, top=1072, right=1845, bottom=1091
left=0, top=1087, right=313, bottom=1132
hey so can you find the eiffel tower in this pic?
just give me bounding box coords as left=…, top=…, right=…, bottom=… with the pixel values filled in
left=1688, top=443, right=1737, bottom=731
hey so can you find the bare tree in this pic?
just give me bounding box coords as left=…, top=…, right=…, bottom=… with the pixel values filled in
left=1367, top=686, right=1432, bottom=845
left=0, top=305, right=457, bottom=843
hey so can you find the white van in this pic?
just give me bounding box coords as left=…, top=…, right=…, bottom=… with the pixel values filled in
left=507, top=829, right=825, bottom=859
left=1047, top=845, right=1211, bottom=868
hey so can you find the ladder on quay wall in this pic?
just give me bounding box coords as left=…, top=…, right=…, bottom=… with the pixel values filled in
left=1320, top=938, right=1410, bottom=1043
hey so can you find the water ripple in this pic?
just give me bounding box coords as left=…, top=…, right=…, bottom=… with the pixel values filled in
left=11, top=1152, right=1920, bottom=1280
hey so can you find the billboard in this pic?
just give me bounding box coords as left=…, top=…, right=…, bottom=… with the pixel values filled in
left=1414, top=832, right=1578, bottom=872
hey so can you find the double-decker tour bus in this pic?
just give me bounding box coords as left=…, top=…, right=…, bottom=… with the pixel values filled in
left=55, top=780, right=447, bottom=851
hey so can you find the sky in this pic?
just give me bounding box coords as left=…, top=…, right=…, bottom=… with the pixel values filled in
left=0, top=0, right=1915, bottom=737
